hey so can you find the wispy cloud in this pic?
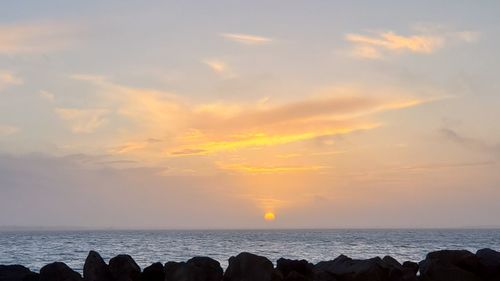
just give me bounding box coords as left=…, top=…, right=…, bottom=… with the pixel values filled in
left=0, top=125, right=20, bottom=136
left=39, top=90, right=55, bottom=101
left=346, top=32, right=443, bottom=54
left=397, top=161, right=496, bottom=172
left=66, top=76, right=432, bottom=161
left=0, top=71, right=23, bottom=90
left=0, top=22, right=74, bottom=54
left=109, top=141, right=149, bottom=154
left=202, top=59, right=235, bottom=78
left=170, top=124, right=380, bottom=156
left=55, top=108, right=109, bottom=133
left=440, top=127, right=499, bottom=157
left=346, top=27, right=478, bottom=59
left=108, top=138, right=163, bottom=154
left=220, top=33, right=272, bottom=45
left=219, top=163, right=328, bottom=174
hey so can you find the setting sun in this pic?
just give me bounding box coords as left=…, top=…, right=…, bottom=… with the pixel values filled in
left=264, top=212, right=276, bottom=221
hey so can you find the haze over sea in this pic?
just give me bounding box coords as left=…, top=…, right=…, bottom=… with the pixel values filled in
left=1, top=229, right=499, bottom=273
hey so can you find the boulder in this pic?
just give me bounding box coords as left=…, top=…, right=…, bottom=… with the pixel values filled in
left=382, top=256, right=401, bottom=268
left=164, top=262, right=185, bottom=281
left=223, top=252, right=281, bottom=281
left=0, top=265, right=38, bottom=281
left=315, top=255, right=406, bottom=281
left=186, top=257, right=223, bottom=281
left=39, top=262, right=82, bottom=281
left=281, top=271, right=308, bottom=281
left=109, top=255, right=141, bottom=281
left=476, top=248, right=500, bottom=280
left=310, top=268, right=337, bottom=281
left=140, top=262, right=164, bottom=281
left=419, top=250, right=482, bottom=281
left=164, top=257, right=222, bottom=281
left=276, top=258, right=314, bottom=281
left=401, top=261, right=418, bottom=275
left=23, top=273, right=40, bottom=281
left=380, top=257, right=418, bottom=281
left=83, top=251, right=112, bottom=281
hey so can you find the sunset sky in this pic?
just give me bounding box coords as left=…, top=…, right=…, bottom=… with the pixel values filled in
left=1, top=1, right=500, bottom=229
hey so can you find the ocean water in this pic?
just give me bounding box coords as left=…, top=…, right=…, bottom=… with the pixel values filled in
left=1, top=229, right=500, bottom=273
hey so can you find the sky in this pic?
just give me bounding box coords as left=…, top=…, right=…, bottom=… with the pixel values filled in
left=1, top=1, right=500, bottom=229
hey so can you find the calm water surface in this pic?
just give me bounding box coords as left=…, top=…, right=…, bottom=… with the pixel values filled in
left=1, top=229, right=499, bottom=273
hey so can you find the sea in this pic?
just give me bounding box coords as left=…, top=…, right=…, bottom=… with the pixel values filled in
left=1, top=229, right=500, bottom=273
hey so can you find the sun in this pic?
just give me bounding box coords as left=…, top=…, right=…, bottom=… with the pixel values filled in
left=264, top=212, right=276, bottom=221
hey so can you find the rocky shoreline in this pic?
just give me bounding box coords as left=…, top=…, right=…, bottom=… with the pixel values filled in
left=1, top=248, right=500, bottom=281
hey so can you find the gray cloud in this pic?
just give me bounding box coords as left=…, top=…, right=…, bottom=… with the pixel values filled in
left=0, top=153, right=260, bottom=229
left=440, top=127, right=500, bottom=157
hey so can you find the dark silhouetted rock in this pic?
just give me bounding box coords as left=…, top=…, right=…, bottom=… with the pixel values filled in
left=281, top=271, right=308, bottom=281
left=223, top=252, right=281, bottom=281
left=164, top=262, right=184, bottom=281
left=39, top=262, right=82, bottom=281
left=0, top=265, right=38, bottom=281
left=382, top=256, right=401, bottom=268
left=83, top=251, right=112, bottom=281
left=315, top=254, right=407, bottom=281
left=419, top=250, right=482, bottom=281
left=23, top=272, right=40, bottom=281
left=476, top=248, right=500, bottom=280
left=381, top=256, right=418, bottom=281
left=276, top=258, right=314, bottom=281
left=164, top=256, right=222, bottom=281
left=402, top=261, right=418, bottom=275
left=140, top=262, right=164, bottom=281
left=109, top=255, right=141, bottom=281
left=310, top=269, right=337, bottom=281
left=186, top=257, right=223, bottom=281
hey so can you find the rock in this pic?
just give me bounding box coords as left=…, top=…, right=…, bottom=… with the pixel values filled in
left=23, top=273, right=40, bottom=281
left=164, top=257, right=222, bottom=281
left=140, top=262, right=164, bottom=281
left=223, top=252, right=281, bottom=281
left=476, top=248, right=500, bottom=280
left=419, top=250, right=482, bottom=281
left=186, top=257, right=223, bottom=281
left=402, top=261, right=418, bottom=275
left=83, top=251, right=112, bottom=281
left=315, top=254, right=406, bottom=281
left=281, top=271, right=308, bottom=281
left=109, top=255, right=141, bottom=281
left=39, top=262, right=82, bottom=281
left=382, top=256, right=401, bottom=268
left=311, top=268, right=337, bottom=281
left=0, top=265, right=38, bottom=281
left=164, top=262, right=184, bottom=281
left=399, top=261, right=419, bottom=280
left=276, top=258, right=314, bottom=281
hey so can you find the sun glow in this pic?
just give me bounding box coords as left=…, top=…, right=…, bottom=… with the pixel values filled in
left=264, top=212, right=276, bottom=221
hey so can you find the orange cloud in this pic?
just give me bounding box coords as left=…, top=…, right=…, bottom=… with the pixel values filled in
left=0, top=71, right=23, bottom=90
left=0, top=22, right=74, bottom=54
left=169, top=123, right=380, bottom=156
left=55, top=108, right=109, bottom=133
left=346, top=28, right=477, bottom=59
left=220, top=33, right=272, bottom=45
left=346, top=32, right=443, bottom=54
left=109, top=142, right=148, bottom=154
left=203, top=59, right=227, bottom=73
left=66, top=77, right=432, bottom=164
left=219, top=163, right=328, bottom=174
left=202, top=59, right=235, bottom=78
left=0, top=124, right=19, bottom=136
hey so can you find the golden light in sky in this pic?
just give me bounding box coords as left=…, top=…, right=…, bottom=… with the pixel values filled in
left=264, top=212, right=276, bottom=221
left=1, top=1, right=498, bottom=230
